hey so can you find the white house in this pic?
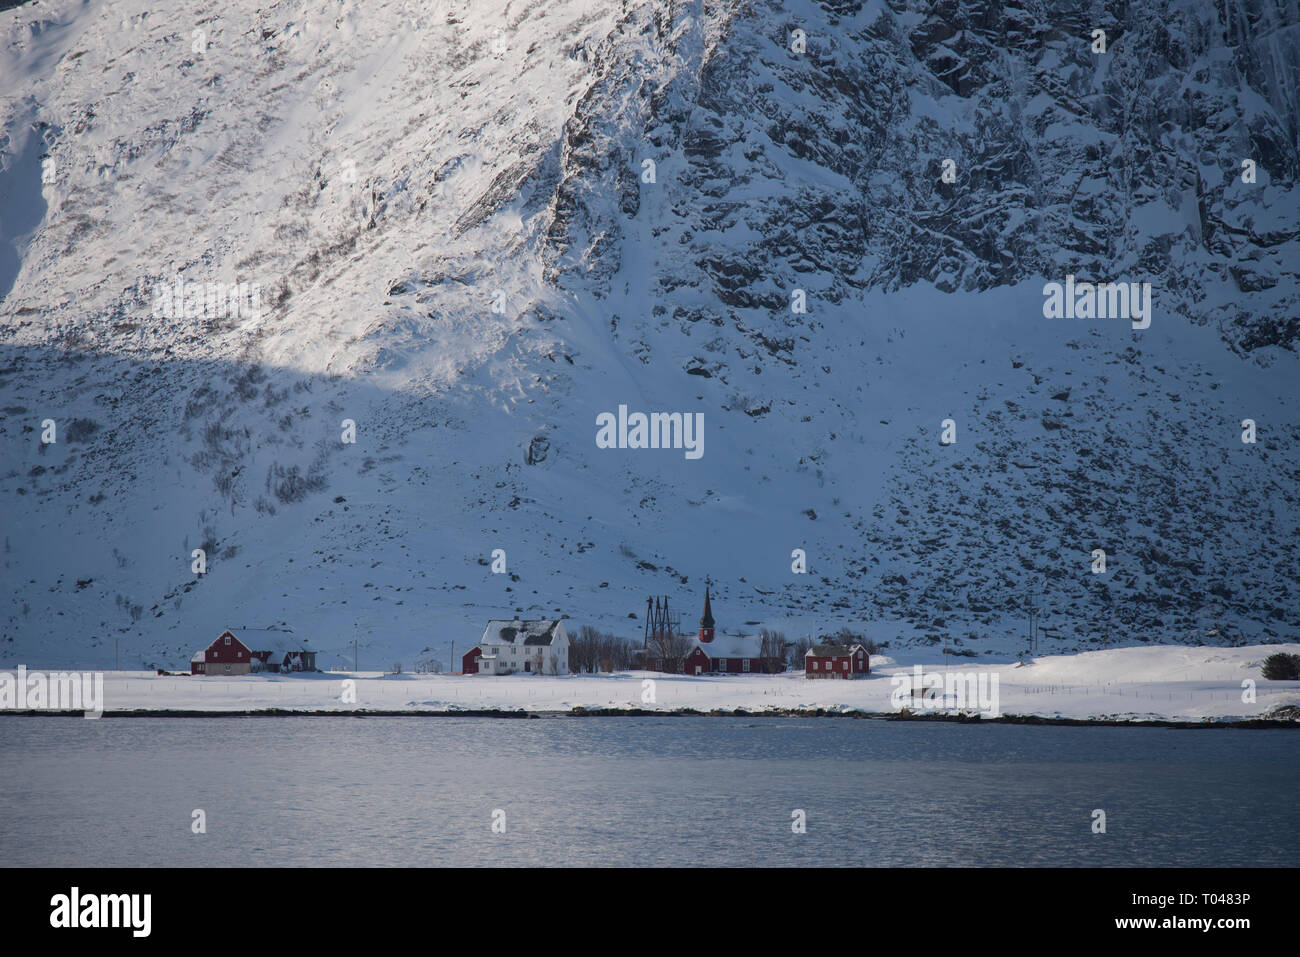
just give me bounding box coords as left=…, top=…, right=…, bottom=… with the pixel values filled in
left=474, top=620, right=569, bottom=675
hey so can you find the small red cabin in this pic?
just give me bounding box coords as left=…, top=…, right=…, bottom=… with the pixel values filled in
left=462, top=646, right=483, bottom=675
left=805, top=643, right=869, bottom=679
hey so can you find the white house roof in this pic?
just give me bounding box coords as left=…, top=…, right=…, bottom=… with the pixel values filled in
left=479, top=620, right=564, bottom=647
left=695, top=633, right=765, bottom=659
left=190, top=650, right=206, bottom=663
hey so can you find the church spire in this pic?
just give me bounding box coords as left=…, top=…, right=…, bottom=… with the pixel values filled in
left=699, top=577, right=715, bottom=643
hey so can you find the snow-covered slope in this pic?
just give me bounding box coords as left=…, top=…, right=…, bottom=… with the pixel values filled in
left=1, top=0, right=1297, bottom=670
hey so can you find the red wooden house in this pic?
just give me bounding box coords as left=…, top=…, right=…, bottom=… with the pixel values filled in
left=462, top=646, right=483, bottom=675
left=191, top=630, right=254, bottom=675
left=804, top=643, right=869, bottom=679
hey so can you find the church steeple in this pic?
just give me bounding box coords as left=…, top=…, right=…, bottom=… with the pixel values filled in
left=699, top=577, right=715, bottom=643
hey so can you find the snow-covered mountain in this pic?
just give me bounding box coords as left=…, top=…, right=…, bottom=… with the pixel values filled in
left=1, top=0, right=1297, bottom=670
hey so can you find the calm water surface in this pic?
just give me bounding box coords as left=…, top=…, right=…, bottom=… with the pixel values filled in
left=1, top=717, right=1295, bottom=866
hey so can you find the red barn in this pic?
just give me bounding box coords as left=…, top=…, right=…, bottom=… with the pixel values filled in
left=462, top=646, right=483, bottom=675
left=191, top=630, right=253, bottom=675
left=805, top=643, right=869, bottom=679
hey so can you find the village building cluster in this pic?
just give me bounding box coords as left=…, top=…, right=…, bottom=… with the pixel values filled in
left=461, top=582, right=869, bottom=679
left=190, top=585, right=870, bottom=680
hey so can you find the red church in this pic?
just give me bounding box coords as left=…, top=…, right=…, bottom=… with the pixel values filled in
left=680, top=581, right=782, bottom=675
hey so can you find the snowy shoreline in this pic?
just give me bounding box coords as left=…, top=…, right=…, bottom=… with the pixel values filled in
left=3, top=644, right=1298, bottom=724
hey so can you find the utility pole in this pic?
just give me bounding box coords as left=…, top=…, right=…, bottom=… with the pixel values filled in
left=450, top=641, right=455, bottom=675
left=1027, top=582, right=1043, bottom=656
left=1036, top=610, right=1047, bottom=654
left=1027, top=583, right=1033, bottom=655
left=353, top=638, right=358, bottom=674
left=115, top=637, right=119, bottom=671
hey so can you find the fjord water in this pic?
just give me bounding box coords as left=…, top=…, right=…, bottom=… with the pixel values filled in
left=2, top=717, right=1295, bottom=867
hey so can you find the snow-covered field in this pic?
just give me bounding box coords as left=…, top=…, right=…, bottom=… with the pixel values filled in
left=7, top=644, right=1299, bottom=722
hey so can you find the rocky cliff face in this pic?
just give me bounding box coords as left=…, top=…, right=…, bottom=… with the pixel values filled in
left=1, top=0, right=1296, bottom=668
left=549, top=0, right=1299, bottom=334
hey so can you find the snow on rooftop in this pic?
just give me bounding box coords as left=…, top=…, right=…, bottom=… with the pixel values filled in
left=479, top=620, right=563, bottom=647
left=224, top=628, right=315, bottom=654
left=807, top=643, right=865, bottom=657
left=696, top=634, right=766, bottom=659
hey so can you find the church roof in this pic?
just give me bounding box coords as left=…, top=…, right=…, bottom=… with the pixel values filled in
left=693, top=633, right=765, bottom=659
left=700, top=583, right=715, bottom=629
